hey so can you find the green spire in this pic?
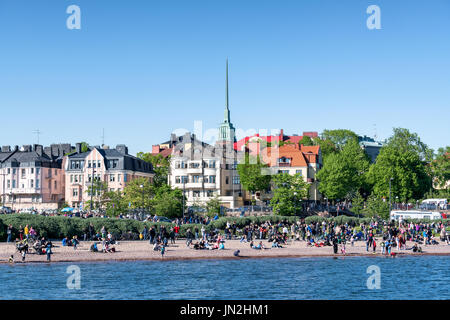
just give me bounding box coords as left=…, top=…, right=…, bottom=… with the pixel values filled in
left=218, top=58, right=235, bottom=142
left=224, top=58, right=230, bottom=123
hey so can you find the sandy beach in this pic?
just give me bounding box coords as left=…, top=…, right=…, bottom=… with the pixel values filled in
left=1, top=238, right=449, bottom=264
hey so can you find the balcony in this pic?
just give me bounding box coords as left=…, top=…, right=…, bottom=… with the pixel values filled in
left=187, top=167, right=202, bottom=174
left=278, top=162, right=291, bottom=167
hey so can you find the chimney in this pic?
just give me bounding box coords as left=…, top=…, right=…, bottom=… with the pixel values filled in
left=75, top=143, right=82, bottom=154
left=35, top=145, right=43, bottom=156
left=22, top=145, right=32, bottom=152
left=152, top=145, right=161, bottom=154
left=170, top=133, right=177, bottom=146
left=280, top=129, right=284, bottom=138
left=116, top=144, right=128, bottom=155
left=14, top=145, right=19, bottom=151
left=1, top=146, right=11, bottom=152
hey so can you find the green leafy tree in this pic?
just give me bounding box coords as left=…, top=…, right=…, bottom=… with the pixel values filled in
left=317, top=139, right=371, bottom=200
left=205, top=195, right=221, bottom=218
left=367, top=129, right=432, bottom=202
left=81, top=142, right=90, bottom=153
left=237, top=154, right=272, bottom=195
left=122, top=177, right=154, bottom=210
left=298, top=136, right=314, bottom=146
left=351, top=191, right=365, bottom=217
left=152, top=185, right=183, bottom=218
left=270, top=173, right=309, bottom=216
left=104, top=190, right=127, bottom=217
left=321, top=129, right=359, bottom=151
left=136, top=152, right=170, bottom=188
left=315, top=138, right=337, bottom=159
left=363, top=195, right=389, bottom=220
left=430, top=146, right=450, bottom=191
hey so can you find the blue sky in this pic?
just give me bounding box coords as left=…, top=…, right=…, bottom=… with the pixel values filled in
left=0, top=0, right=449, bottom=155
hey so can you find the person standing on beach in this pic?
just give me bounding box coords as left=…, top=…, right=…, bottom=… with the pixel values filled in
left=7, top=225, right=13, bottom=243
left=24, top=225, right=29, bottom=240
left=19, top=225, right=23, bottom=241
left=160, top=245, right=165, bottom=258
left=46, top=243, right=52, bottom=262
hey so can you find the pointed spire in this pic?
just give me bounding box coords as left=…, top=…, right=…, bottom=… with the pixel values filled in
left=224, top=58, right=230, bottom=123
left=226, top=58, right=229, bottom=110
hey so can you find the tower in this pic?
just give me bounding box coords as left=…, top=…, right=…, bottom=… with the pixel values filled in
left=218, top=59, right=236, bottom=143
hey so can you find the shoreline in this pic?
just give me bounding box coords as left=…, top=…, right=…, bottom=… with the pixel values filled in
left=1, top=240, right=449, bottom=264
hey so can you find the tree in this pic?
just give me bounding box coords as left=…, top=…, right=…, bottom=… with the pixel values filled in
left=205, top=195, right=221, bottom=218
left=81, top=142, right=90, bottom=153
left=136, top=152, right=170, bottom=188
left=430, top=146, right=450, bottom=191
left=270, top=173, right=309, bottom=216
left=122, top=177, right=154, bottom=210
left=152, top=185, right=183, bottom=218
left=321, top=129, right=359, bottom=151
left=351, top=191, right=365, bottom=217
left=298, top=136, right=314, bottom=146
left=237, top=154, right=272, bottom=196
left=104, top=190, right=127, bottom=217
left=363, top=195, right=389, bottom=220
left=316, top=139, right=371, bottom=200
left=367, top=129, right=432, bottom=202
left=315, top=138, right=337, bottom=159
left=86, top=180, right=108, bottom=210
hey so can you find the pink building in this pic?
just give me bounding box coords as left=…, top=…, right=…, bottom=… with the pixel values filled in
left=63, top=143, right=154, bottom=209
left=0, top=144, right=70, bottom=211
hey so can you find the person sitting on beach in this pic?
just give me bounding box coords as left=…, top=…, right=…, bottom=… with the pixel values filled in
left=193, top=241, right=200, bottom=250
left=90, top=242, right=99, bottom=252
left=218, top=242, right=225, bottom=250
left=153, top=242, right=161, bottom=251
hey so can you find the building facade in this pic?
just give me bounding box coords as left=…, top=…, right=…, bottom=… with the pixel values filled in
left=63, top=143, right=154, bottom=209
left=0, top=144, right=71, bottom=211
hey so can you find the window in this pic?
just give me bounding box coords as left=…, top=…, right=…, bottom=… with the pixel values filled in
left=233, top=176, right=240, bottom=185
left=36, top=179, right=40, bottom=188
left=21, top=169, right=26, bottom=179
left=97, top=161, right=101, bottom=168
left=54, top=181, right=57, bottom=189
left=189, top=162, right=200, bottom=168
left=13, top=169, right=16, bottom=175
left=7, top=168, right=10, bottom=174
left=208, top=160, right=216, bottom=168
left=70, top=175, right=73, bottom=183
left=73, top=189, right=78, bottom=197
left=31, top=168, right=34, bottom=174
left=88, top=161, right=92, bottom=168
left=175, top=161, right=180, bottom=169
left=12, top=180, right=16, bottom=188
left=30, top=180, right=34, bottom=188
left=207, top=190, right=214, bottom=197
left=124, top=174, right=128, bottom=182
left=117, top=174, right=121, bottom=182
left=48, top=181, right=51, bottom=189
left=278, top=170, right=289, bottom=174
left=181, top=176, right=188, bottom=183
left=36, top=168, right=40, bottom=175
left=192, top=175, right=199, bottom=183
left=175, top=176, right=181, bottom=184
left=225, top=176, right=229, bottom=184
left=74, top=175, right=79, bottom=183
left=7, top=180, right=10, bottom=188
left=110, top=175, right=115, bottom=182
left=110, top=160, right=118, bottom=168
left=296, top=170, right=302, bottom=175
left=193, top=191, right=201, bottom=197
left=209, top=175, right=216, bottom=183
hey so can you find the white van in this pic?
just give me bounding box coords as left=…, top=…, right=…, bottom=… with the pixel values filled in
left=390, top=210, right=442, bottom=221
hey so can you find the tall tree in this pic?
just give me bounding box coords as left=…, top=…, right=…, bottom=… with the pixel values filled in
left=316, top=139, right=371, bottom=200
left=321, top=129, right=359, bottom=151
left=136, top=152, right=170, bottom=188
left=151, top=184, right=183, bottom=218
left=122, top=177, right=154, bottom=210
left=430, top=146, right=450, bottom=191
left=367, top=129, right=432, bottom=202
left=298, top=136, right=314, bottom=146
left=237, top=154, right=272, bottom=195
left=270, top=173, right=309, bottom=216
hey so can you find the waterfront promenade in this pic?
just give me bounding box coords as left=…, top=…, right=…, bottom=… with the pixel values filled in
left=1, top=239, right=449, bottom=264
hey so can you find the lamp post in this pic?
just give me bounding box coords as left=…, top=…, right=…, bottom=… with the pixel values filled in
left=140, top=184, right=144, bottom=215
left=90, top=164, right=96, bottom=212
left=389, top=177, right=393, bottom=214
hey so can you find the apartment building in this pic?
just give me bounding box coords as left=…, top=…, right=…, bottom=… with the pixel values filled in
left=0, top=144, right=70, bottom=210
left=63, top=143, right=154, bottom=209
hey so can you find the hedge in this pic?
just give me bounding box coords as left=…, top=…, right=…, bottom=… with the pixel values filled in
left=2, top=214, right=447, bottom=241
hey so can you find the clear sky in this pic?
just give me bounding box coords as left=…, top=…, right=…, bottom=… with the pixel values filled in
left=0, top=0, right=449, bottom=155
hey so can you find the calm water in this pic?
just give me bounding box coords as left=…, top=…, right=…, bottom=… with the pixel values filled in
left=0, top=256, right=448, bottom=300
